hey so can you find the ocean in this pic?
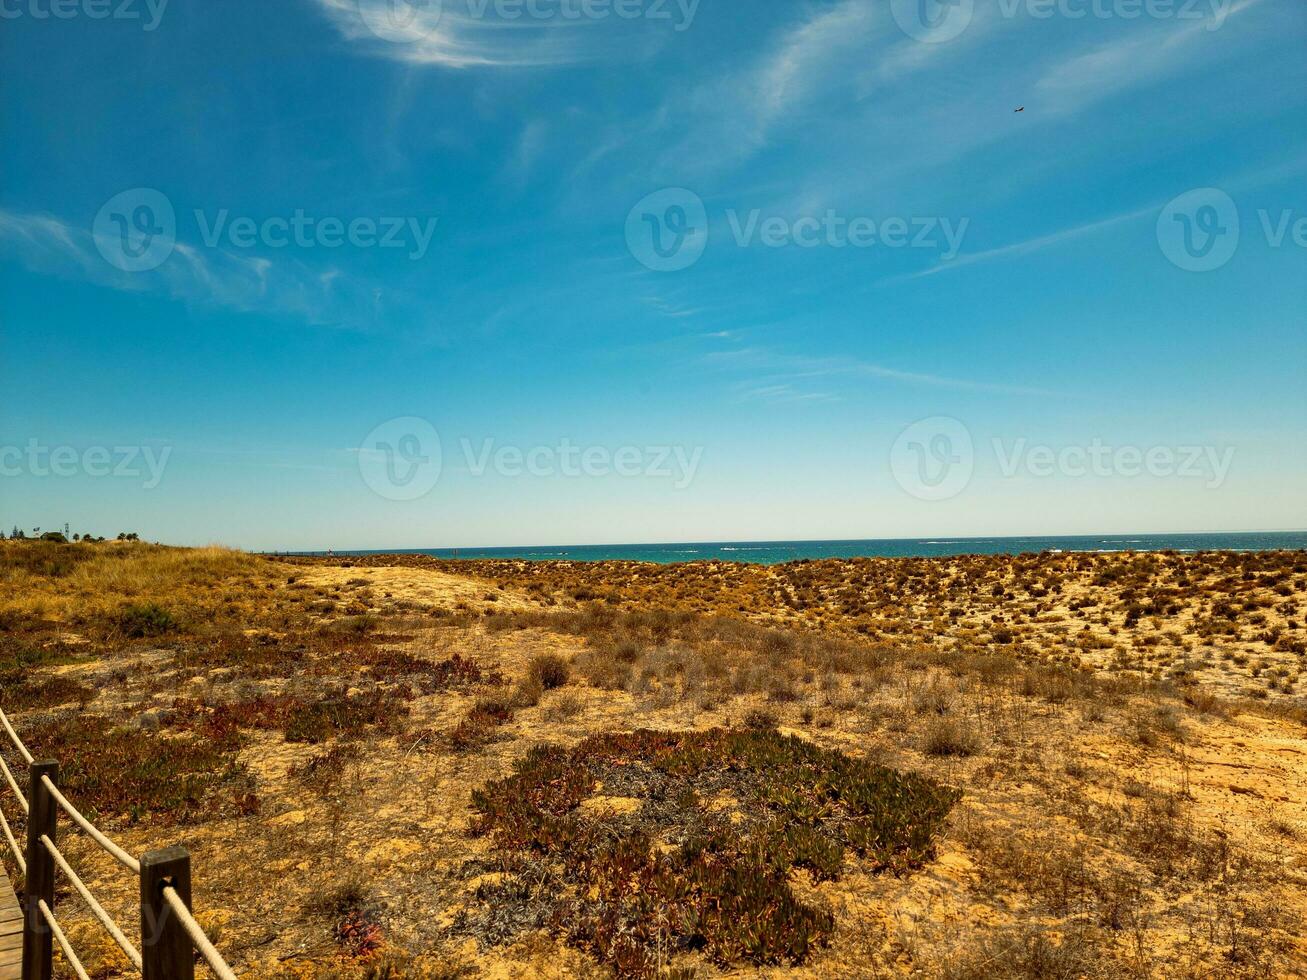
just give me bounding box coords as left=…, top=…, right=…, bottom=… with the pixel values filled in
left=302, top=531, right=1307, bottom=565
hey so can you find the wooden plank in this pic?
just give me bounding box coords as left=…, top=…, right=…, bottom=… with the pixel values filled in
left=0, top=854, right=24, bottom=978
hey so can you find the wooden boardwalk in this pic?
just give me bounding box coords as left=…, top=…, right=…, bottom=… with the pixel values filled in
left=0, top=874, right=21, bottom=980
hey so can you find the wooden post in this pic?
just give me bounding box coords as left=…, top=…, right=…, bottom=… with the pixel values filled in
left=140, top=846, right=194, bottom=980
left=21, top=761, right=57, bottom=980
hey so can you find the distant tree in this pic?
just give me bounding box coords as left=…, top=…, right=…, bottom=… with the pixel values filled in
left=72, top=533, right=81, bottom=542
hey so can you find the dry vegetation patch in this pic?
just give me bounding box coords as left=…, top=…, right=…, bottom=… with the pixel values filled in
left=460, top=728, right=958, bottom=975
left=0, top=541, right=1303, bottom=977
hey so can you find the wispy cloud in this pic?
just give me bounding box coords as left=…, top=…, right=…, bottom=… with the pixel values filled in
left=651, top=1, right=880, bottom=175
left=1032, top=0, right=1269, bottom=116
left=736, top=382, right=840, bottom=404
left=900, top=202, right=1158, bottom=282
left=702, top=345, right=1059, bottom=398
left=311, top=0, right=691, bottom=69
left=0, top=208, right=386, bottom=328
left=897, top=147, right=1307, bottom=282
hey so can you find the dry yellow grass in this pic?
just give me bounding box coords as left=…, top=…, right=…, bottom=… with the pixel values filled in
left=0, top=540, right=265, bottom=623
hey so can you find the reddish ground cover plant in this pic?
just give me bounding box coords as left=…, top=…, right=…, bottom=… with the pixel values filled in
left=466, top=727, right=959, bottom=976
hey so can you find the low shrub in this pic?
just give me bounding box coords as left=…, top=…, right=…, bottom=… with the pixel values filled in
left=0, top=675, right=96, bottom=709
left=922, top=716, right=981, bottom=757
left=467, top=728, right=959, bottom=976
left=283, top=690, right=410, bottom=744
left=116, top=603, right=178, bottom=638
left=448, top=697, right=514, bottom=752
left=288, top=745, right=361, bottom=796
left=528, top=654, right=570, bottom=690
left=23, top=716, right=245, bottom=824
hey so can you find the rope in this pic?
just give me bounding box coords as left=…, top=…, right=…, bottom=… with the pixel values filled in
left=0, top=805, right=24, bottom=874
left=0, top=750, right=28, bottom=814
left=39, top=899, right=93, bottom=980
left=41, top=834, right=143, bottom=970
left=0, top=710, right=235, bottom=976
left=162, top=885, right=239, bottom=980
left=0, top=707, right=33, bottom=764
left=41, top=776, right=141, bottom=875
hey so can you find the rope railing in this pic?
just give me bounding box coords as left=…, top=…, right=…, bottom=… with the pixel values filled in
left=0, top=749, right=29, bottom=816
left=163, top=885, right=239, bottom=980
left=39, top=899, right=92, bottom=980
left=41, top=834, right=144, bottom=970
left=1, top=710, right=33, bottom=765
left=0, top=704, right=240, bottom=979
left=41, top=775, right=141, bottom=875
left=0, top=805, right=24, bottom=875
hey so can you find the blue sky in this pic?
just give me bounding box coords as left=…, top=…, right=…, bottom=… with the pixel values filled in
left=1, top=0, right=1304, bottom=550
